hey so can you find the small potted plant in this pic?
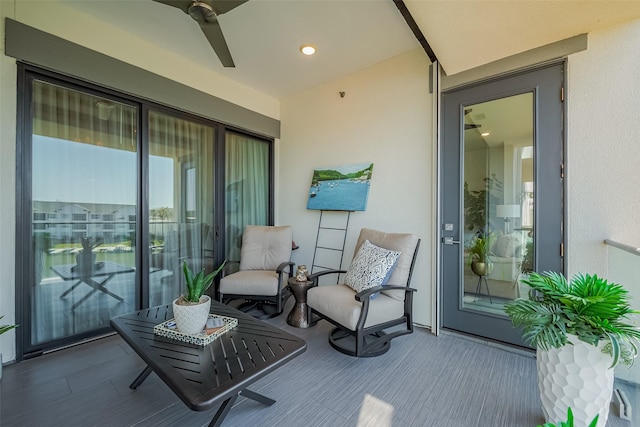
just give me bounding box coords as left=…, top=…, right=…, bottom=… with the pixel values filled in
left=505, top=272, right=640, bottom=427
left=173, top=260, right=226, bottom=335
left=76, top=236, right=102, bottom=273
left=468, top=232, right=496, bottom=276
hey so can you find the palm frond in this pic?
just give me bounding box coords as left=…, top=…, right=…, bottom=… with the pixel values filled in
left=505, top=271, right=640, bottom=367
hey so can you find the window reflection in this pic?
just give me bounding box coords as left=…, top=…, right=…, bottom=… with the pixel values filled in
left=462, top=92, right=535, bottom=315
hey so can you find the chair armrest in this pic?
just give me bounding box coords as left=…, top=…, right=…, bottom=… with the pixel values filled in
left=355, top=286, right=417, bottom=301
left=307, top=269, right=347, bottom=285
left=276, top=261, right=295, bottom=276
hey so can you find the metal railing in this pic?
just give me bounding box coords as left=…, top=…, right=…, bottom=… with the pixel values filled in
left=604, top=239, right=640, bottom=386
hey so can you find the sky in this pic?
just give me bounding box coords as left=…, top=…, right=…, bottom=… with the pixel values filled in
left=33, top=135, right=174, bottom=208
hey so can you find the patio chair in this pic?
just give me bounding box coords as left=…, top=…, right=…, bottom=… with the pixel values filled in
left=218, top=225, right=294, bottom=318
left=307, top=228, right=420, bottom=357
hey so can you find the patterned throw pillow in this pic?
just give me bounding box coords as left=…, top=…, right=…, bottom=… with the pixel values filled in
left=344, top=240, right=401, bottom=294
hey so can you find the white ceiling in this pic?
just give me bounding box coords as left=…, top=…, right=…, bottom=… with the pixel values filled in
left=62, top=0, right=640, bottom=99
left=404, top=0, right=640, bottom=76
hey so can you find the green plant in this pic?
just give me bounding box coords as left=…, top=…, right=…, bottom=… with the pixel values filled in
left=537, top=407, right=598, bottom=427
left=463, top=173, right=503, bottom=231
left=80, top=236, right=102, bottom=253
left=468, top=232, right=496, bottom=265
left=181, top=260, right=226, bottom=304
left=505, top=271, right=640, bottom=367
left=0, top=315, right=17, bottom=335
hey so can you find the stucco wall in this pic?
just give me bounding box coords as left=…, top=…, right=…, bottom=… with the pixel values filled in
left=566, top=19, right=640, bottom=277
left=278, top=48, right=434, bottom=326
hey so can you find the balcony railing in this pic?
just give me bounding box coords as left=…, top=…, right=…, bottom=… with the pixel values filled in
left=604, top=239, right=640, bottom=386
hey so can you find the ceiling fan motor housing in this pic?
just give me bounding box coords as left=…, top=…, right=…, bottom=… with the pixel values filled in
left=188, top=1, right=217, bottom=22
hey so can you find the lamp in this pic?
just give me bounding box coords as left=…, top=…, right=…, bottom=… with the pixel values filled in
left=496, top=204, right=520, bottom=234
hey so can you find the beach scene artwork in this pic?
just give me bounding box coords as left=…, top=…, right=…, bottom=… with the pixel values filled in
left=306, top=162, right=373, bottom=211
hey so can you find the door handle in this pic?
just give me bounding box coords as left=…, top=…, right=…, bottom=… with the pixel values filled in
left=442, top=237, right=460, bottom=245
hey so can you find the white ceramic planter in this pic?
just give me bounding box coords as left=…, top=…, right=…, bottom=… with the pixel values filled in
left=537, top=335, right=614, bottom=427
left=172, top=295, right=211, bottom=335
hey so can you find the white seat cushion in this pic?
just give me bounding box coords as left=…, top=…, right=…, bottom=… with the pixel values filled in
left=219, top=270, right=279, bottom=296
left=307, top=284, right=405, bottom=331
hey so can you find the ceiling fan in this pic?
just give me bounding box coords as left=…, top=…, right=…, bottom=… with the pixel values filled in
left=153, top=0, right=249, bottom=67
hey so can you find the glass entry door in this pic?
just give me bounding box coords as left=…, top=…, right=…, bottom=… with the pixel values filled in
left=441, top=63, right=564, bottom=347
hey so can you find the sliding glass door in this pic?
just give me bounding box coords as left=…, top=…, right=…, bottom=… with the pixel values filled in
left=148, top=110, right=217, bottom=307
left=28, top=79, right=139, bottom=349
left=17, top=66, right=274, bottom=358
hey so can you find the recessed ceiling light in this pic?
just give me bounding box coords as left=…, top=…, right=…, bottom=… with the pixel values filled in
left=300, top=44, right=317, bottom=56
left=481, top=132, right=490, bottom=137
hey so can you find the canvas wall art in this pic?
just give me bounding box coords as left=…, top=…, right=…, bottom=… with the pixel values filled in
left=306, top=162, right=373, bottom=211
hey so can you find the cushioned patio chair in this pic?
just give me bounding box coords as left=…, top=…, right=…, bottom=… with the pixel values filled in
left=218, top=225, right=294, bottom=318
left=307, top=228, right=420, bottom=357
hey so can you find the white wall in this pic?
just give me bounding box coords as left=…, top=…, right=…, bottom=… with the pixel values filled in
left=0, top=0, right=17, bottom=363
left=566, top=19, right=640, bottom=278
left=278, top=49, right=434, bottom=326
left=0, top=0, right=280, bottom=362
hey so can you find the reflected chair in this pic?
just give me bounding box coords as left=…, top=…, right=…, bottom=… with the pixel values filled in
left=307, top=228, right=420, bottom=357
left=218, top=225, right=294, bottom=318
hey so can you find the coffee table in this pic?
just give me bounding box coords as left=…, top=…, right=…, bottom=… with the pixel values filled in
left=110, top=301, right=306, bottom=426
left=52, top=261, right=134, bottom=310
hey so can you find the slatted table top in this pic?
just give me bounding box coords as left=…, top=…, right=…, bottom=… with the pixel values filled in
left=51, top=261, right=134, bottom=280
left=110, top=301, right=307, bottom=411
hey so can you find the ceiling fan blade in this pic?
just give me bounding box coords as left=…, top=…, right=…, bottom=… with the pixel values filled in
left=465, top=123, right=481, bottom=130
left=210, top=0, right=249, bottom=15
left=152, top=0, right=193, bottom=14
left=199, top=20, right=235, bottom=67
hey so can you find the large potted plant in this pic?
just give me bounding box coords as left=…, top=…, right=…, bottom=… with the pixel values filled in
left=0, top=315, right=17, bottom=379
left=173, top=261, right=226, bottom=335
left=505, top=272, right=640, bottom=427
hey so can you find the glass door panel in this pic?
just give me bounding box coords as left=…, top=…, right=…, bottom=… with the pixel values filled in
left=148, top=111, right=216, bottom=306
left=224, top=131, right=270, bottom=264
left=462, top=93, right=534, bottom=316
left=31, top=80, right=138, bottom=346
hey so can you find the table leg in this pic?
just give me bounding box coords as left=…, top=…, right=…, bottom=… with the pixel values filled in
left=70, top=277, right=124, bottom=310
left=207, top=389, right=275, bottom=427
left=239, top=389, right=276, bottom=405
left=60, top=280, right=83, bottom=298
left=208, top=395, right=238, bottom=427
left=129, top=365, right=153, bottom=389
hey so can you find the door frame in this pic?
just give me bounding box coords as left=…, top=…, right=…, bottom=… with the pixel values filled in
left=437, top=61, right=566, bottom=347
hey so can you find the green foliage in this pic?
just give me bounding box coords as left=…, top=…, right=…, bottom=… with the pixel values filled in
left=182, top=260, right=226, bottom=303
left=468, top=232, right=496, bottom=264
left=80, top=236, right=102, bottom=253
left=505, top=271, right=640, bottom=367
left=463, top=173, right=503, bottom=231
left=0, top=315, right=17, bottom=335
left=537, top=407, right=598, bottom=427
left=311, top=164, right=373, bottom=185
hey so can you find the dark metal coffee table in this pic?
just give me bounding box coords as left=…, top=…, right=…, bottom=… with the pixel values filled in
left=110, top=301, right=306, bottom=426
left=52, top=261, right=134, bottom=310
